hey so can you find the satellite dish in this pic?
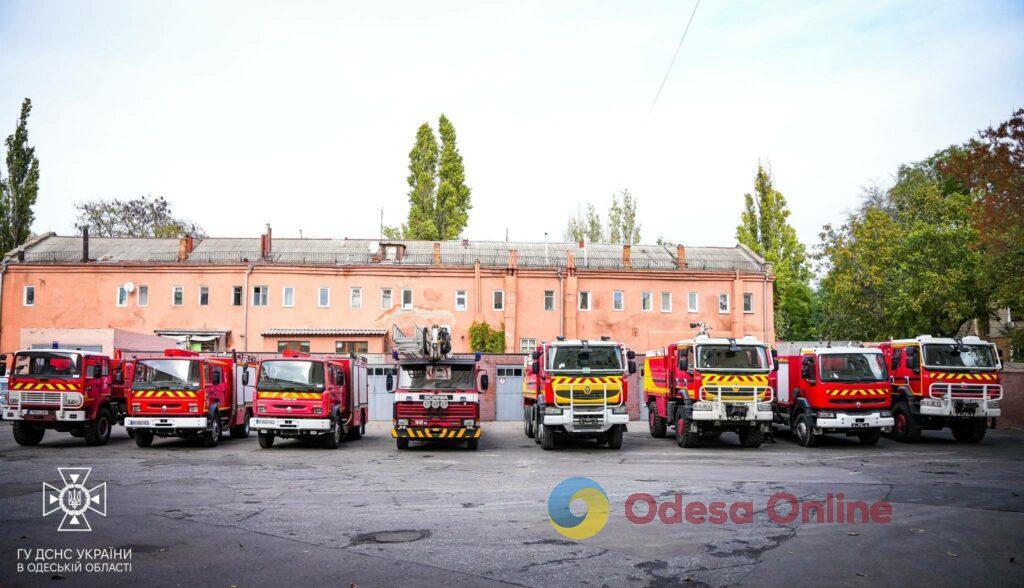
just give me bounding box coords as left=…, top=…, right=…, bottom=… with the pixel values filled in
left=123, top=281, right=136, bottom=294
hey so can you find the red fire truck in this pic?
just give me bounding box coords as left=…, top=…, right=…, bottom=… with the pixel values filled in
left=876, top=335, right=1002, bottom=443
left=3, top=349, right=131, bottom=446
left=521, top=337, right=634, bottom=450
left=644, top=325, right=774, bottom=448
left=774, top=344, right=894, bottom=447
left=250, top=351, right=368, bottom=448
left=390, top=326, right=488, bottom=450
left=124, top=349, right=256, bottom=448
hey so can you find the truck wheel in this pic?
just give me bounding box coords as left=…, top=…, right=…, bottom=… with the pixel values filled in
left=258, top=432, right=275, bottom=448
left=794, top=413, right=818, bottom=447
left=533, top=411, right=542, bottom=444
left=858, top=429, right=881, bottom=446
left=202, top=417, right=222, bottom=448
left=540, top=424, right=556, bottom=450
left=134, top=430, right=154, bottom=448
left=891, top=402, right=922, bottom=443
left=346, top=421, right=363, bottom=441
left=12, top=421, right=45, bottom=446
left=607, top=425, right=624, bottom=449
left=524, top=407, right=535, bottom=438
left=738, top=426, right=764, bottom=448
left=648, top=402, right=667, bottom=438
left=396, top=437, right=409, bottom=450
left=230, top=410, right=251, bottom=439
left=951, top=420, right=987, bottom=443
left=84, top=407, right=112, bottom=446
left=466, top=438, right=479, bottom=450
left=675, top=416, right=700, bottom=448
left=323, top=421, right=342, bottom=449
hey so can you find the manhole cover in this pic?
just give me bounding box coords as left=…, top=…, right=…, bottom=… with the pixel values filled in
left=373, top=530, right=427, bottom=543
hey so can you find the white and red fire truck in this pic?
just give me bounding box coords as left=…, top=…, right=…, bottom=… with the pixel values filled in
left=876, top=335, right=1002, bottom=443
left=251, top=350, right=368, bottom=448
left=123, top=349, right=256, bottom=448
left=522, top=337, right=634, bottom=450
left=390, top=326, right=488, bottom=450
left=774, top=344, right=894, bottom=447
left=3, top=348, right=131, bottom=446
left=643, top=324, right=774, bottom=448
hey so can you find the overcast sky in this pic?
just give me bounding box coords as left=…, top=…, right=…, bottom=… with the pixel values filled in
left=1, top=0, right=1022, bottom=248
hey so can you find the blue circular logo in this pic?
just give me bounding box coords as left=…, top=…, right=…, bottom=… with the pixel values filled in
left=547, top=477, right=609, bottom=539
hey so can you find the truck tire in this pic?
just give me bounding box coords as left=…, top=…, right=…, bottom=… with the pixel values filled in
left=675, top=416, right=700, bottom=448
left=648, top=402, right=667, bottom=438
left=346, top=421, right=363, bottom=441
left=12, top=421, right=45, bottom=446
left=230, top=410, right=251, bottom=439
left=607, top=425, right=623, bottom=449
left=533, top=411, right=542, bottom=445
left=794, top=413, right=818, bottom=447
left=858, top=429, right=881, bottom=446
left=951, top=420, right=987, bottom=443
left=524, top=407, right=535, bottom=438
left=258, top=432, right=275, bottom=448
left=738, top=426, right=764, bottom=448
left=891, top=402, right=922, bottom=443
left=202, top=417, right=222, bottom=448
left=396, top=437, right=409, bottom=450
left=466, top=438, right=479, bottom=450
left=323, top=421, right=342, bottom=449
left=84, top=407, right=112, bottom=446
left=134, top=430, right=154, bottom=448
left=540, top=424, right=556, bottom=450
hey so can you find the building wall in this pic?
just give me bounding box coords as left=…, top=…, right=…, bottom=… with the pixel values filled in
left=17, top=328, right=179, bottom=356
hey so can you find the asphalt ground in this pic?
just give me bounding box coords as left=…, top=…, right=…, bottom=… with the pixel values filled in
left=1, top=421, right=1022, bottom=587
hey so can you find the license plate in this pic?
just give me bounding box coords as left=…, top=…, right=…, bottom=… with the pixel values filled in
left=252, top=419, right=275, bottom=426
left=27, top=410, right=51, bottom=415
left=851, top=422, right=869, bottom=428
left=954, top=401, right=976, bottom=415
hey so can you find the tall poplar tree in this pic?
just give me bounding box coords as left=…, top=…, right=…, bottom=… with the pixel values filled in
left=0, top=98, right=40, bottom=253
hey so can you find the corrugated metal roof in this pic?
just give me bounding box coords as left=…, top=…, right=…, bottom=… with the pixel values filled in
left=262, top=328, right=388, bottom=337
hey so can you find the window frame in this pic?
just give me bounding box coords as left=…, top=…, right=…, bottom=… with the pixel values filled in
left=350, top=287, right=362, bottom=309
left=612, top=290, right=624, bottom=311
left=641, top=291, right=653, bottom=312
left=718, top=293, right=730, bottom=314
left=172, top=285, right=184, bottom=307
left=137, top=285, right=149, bottom=307
left=493, top=290, right=505, bottom=311
left=253, top=285, right=269, bottom=307
left=519, top=338, right=537, bottom=353
left=661, top=291, right=672, bottom=313
left=455, top=290, right=467, bottom=312
left=23, top=285, right=35, bottom=307
left=317, top=287, right=330, bottom=308
left=381, top=288, right=393, bottom=309
left=198, top=285, right=210, bottom=307
left=578, top=290, right=591, bottom=311
left=743, top=292, right=754, bottom=314
left=116, top=286, right=129, bottom=307
left=688, top=291, right=699, bottom=313
left=282, top=286, right=296, bottom=308
left=543, top=290, right=555, bottom=312
left=401, top=288, right=413, bottom=310
left=231, top=286, right=243, bottom=307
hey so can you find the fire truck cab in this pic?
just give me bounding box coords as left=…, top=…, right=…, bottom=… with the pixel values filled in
left=774, top=344, right=894, bottom=447
left=522, top=337, right=634, bottom=450
left=644, top=326, right=774, bottom=448
left=124, top=349, right=256, bottom=448
left=877, top=335, right=1002, bottom=443
left=3, top=349, right=127, bottom=446
left=251, top=351, right=368, bottom=448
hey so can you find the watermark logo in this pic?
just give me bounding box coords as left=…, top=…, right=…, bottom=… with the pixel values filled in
left=547, top=477, right=609, bottom=540
left=42, top=468, right=107, bottom=532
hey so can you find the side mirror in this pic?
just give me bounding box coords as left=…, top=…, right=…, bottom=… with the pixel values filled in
left=628, top=361, right=637, bottom=375
left=626, top=350, right=636, bottom=360
left=677, top=355, right=688, bottom=372
left=771, top=349, right=779, bottom=372
left=531, top=351, right=540, bottom=361
left=480, top=373, right=490, bottom=391
left=242, top=371, right=250, bottom=386
left=531, top=361, right=539, bottom=375
left=385, top=374, right=394, bottom=392
left=997, top=348, right=1004, bottom=359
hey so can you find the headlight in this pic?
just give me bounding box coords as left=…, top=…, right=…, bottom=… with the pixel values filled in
left=612, top=405, right=628, bottom=414
left=62, top=392, right=84, bottom=408
left=132, top=403, right=141, bottom=412
left=189, top=405, right=199, bottom=413
left=258, top=405, right=267, bottom=413
left=397, top=419, right=409, bottom=426
left=921, top=398, right=942, bottom=408
left=817, top=410, right=836, bottom=418
left=880, top=409, right=892, bottom=418
left=692, top=401, right=713, bottom=411
left=544, top=406, right=563, bottom=415
left=422, top=398, right=431, bottom=409
left=463, top=419, right=475, bottom=427
left=757, top=402, right=772, bottom=411
left=440, top=398, right=449, bottom=409
left=8, top=391, right=19, bottom=404
left=313, top=406, right=323, bottom=415
left=987, top=401, right=999, bottom=410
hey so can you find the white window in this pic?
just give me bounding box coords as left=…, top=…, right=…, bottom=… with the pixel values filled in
left=232, top=286, right=243, bottom=306
left=493, top=290, right=504, bottom=311
left=661, top=292, right=672, bottom=313
left=350, top=287, right=362, bottom=309
left=455, top=290, right=467, bottom=311
left=401, top=288, right=413, bottom=309
left=253, top=285, right=269, bottom=307
left=719, top=293, right=730, bottom=314
left=544, top=290, right=555, bottom=311
left=23, top=285, right=35, bottom=306
left=137, top=285, right=148, bottom=307
left=199, top=286, right=210, bottom=306
left=688, top=292, right=698, bottom=313
left=743, top=292, right=754, bottom=313
left=641, top=291, right=653, bottom=312
left=172, top=285, right=184, bottom=306
left=318, top=287, right=330, bottom=308
left=282, top=287, right=295, bottom=308
left=116, top=286, right=129, bottom=307
left=612, top=290, right=624, bottom=311
left=520, top=338, right=537, bottom=353
left=578, top=291, right=591, bottom=311
left=381, top=288, right=393, bottom=309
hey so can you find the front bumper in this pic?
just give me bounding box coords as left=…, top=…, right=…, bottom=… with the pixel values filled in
left=124, top=416, right=208, bottom=429
left=251, top=417, right=331, bottom=432
left=542, top=408, right=629, bottom=433
left=392, top=427, right=481, bottom=440
left=919, top=398, right=1000, bottom=418
left=3, top=408, right=87, bottom=422
left=690, top=403, right=773, bottom=423
left=815, top=411, right=894, bottom=432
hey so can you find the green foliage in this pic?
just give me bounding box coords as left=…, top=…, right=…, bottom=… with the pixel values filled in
left=565, top=203, right=604, bottom=242
left=469, top=322, right=506, bottom=353
left=0, top=98, right=40, bottom=253
left=75, top=195, right=206, bottom=238
left=565, top=189, right=642, bottom=244
left=735, top=164, right=814, bottom=339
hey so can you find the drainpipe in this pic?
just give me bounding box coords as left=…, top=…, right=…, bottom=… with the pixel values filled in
left=0, top=259, right=8, bottom=351
left=557, top=266, right=564, bottom=338
left=242, top=263, right=255, bottom=351
left=762, top=269, right=770, bottom=341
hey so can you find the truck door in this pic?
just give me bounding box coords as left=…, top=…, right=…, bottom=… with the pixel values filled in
left=495, top=366, right=524, bottom=420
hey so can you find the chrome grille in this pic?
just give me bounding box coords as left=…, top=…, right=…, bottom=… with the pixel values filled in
left=21, top=391, right=62, bottom=405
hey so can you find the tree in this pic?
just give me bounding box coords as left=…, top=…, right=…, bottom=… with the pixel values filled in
left=735, top=164, right=814, bottom=339
left=436, top=115, right=472, bottom=240
left=564, top=203, right=604, bottom=243
left=0, top=98, right=41, bottom=254
left=75, top=195, right=206, bottom=238
left=564, top=190, right=642, bottom=244
left=469, top=322, right=505, bottom=353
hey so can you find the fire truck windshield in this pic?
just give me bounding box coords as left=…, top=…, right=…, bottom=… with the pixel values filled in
left=923, top=344, right=997, bottom=370
left=258, top=360, right=325, bottom=391
left=399, top=364, right=475, bottom=390
left=819, top=353, right=886, bottom=382
left=697, top=345, right=767, bottom=371
left=549, top=346, right=623, bottom=372
left=134, top=359, right=201, bottom=389
left=13, top=352, right=81, bottom=378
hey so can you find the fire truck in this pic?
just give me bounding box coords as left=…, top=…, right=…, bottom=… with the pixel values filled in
left=521, top=337, right=635, bottom=450
left=774, top=344, right=894, bottom=447
left=124, top=349, right=256, bottom=448
left=876, top=335, right=1002, bottom=443
left=3, top=349, right=131, bottom=446
left=643, top=324, right=774, bottom=448
left=251, top=351, right=368, bottom=448
left=390, top=326, right=488, bottom=450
